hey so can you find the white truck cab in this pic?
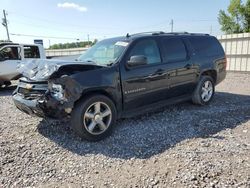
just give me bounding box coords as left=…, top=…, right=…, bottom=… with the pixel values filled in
left=0, top=43, right=46, bottom=87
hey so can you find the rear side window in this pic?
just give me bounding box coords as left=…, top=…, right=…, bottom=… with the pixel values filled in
left=189, top=36, right=224, bottom=57
left=161, top=38, right=187, bottom=63
left=129, top=39, right=161, bottom=65
left=24, top=46, right=40, bottom=58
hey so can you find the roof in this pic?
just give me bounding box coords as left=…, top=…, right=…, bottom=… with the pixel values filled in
left=100, top=32, right=211, bottom=44
left=125, top=31, right=210, bottom=40
left=0, top=42, right=18, bottom=48
left=0, top=42, right=42, bottom=49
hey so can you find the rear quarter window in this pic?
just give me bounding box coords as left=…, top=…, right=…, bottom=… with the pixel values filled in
left=189, top=36, right=224, bottom=57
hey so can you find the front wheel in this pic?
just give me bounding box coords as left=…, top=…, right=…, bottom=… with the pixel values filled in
left=71, top=95, right=117, bottom=141
left=192, top=76, right=215, bottom=105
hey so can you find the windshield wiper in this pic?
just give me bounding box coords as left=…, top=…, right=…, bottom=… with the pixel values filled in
left=83, top=60, right=108, bottom=67
left=85, top=60, right=97, bottom=64
left=82, top=59, right=114, bottom=67
left=106, top=61, right=115, bottom=66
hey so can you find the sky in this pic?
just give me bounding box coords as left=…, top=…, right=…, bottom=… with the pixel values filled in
left=0, top=0, right=233, bottom=48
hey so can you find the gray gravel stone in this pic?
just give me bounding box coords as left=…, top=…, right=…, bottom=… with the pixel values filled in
left=0, top=72, right=250, bottom=187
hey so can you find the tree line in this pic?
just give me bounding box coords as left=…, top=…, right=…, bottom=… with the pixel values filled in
left=218, top=0, right=250, bottom=34
left=48, top=39, right=98, bottom=49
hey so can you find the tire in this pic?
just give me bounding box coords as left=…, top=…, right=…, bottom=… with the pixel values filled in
left=71, top=95, right=117, bottom=141
left=192, top=76, right=215, bottom=105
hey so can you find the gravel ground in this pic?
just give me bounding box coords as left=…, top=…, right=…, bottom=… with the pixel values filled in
left=0, top=72, right=250, bottom=188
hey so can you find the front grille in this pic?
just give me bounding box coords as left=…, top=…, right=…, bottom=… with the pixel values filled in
left=17, top=78, right=48, bottom=99
left=18, top=87, right=46, bottom=96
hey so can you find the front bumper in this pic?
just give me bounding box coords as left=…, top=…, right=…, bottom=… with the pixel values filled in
left=13, top=93, right=69, bottom=119
left=13, top=94, right=45, bottom=118
left=13, top=76, right=84, bottom=119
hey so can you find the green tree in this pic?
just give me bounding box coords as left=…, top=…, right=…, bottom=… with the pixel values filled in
left=218, top=0, right=250, bottom=34
left=49, top=40, right=94, bottom=49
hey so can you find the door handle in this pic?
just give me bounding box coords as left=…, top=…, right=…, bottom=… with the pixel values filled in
left=185, top=64, right=192, bottom=69
left=154, top=69, right=165, bottom=75
left=148, top=69, right=166, bottom=79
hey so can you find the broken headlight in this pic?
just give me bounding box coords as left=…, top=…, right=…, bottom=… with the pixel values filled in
left=50, top=84, right=65, bottom=101
left=35, top=64, right=58, bottom=80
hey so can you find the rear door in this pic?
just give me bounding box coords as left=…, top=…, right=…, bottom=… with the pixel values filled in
left=159, top=36, right=199, bottom=98
left=120, top=38, right=169, bottom=111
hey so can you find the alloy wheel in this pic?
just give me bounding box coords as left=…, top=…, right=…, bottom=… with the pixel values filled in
left=83, top=102, right=112, bottom=135
left=201, top=80, right=214, bottom=102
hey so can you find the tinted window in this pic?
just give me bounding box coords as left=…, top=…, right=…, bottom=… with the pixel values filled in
left=24, top=46, right=40, bottom=58
left=129, top=39, right=161, bottom=65
left=0, top=47, right=21, bottom=61
left=161, top=38, right=187, bottom=63
left=189, top=36, right=224, bottom=57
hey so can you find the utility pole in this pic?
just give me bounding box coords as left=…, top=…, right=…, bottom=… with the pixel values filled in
left=76, top=38, right=80, bottom=48
left=170, top=19, right=174, bottom=33
left=87, top=34, right=90, bottom=46
left=2, top=10, right=10, bottom=41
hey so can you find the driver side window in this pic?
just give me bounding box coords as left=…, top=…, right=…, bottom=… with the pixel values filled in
left=0, top=47, right=21, bottom=61
left=129, top=39, right=161, bottom=65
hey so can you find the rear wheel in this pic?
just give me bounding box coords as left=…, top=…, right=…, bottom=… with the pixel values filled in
left=192, top=76, right=215, bottom=105
left=71, top=95, right=117, bottom=141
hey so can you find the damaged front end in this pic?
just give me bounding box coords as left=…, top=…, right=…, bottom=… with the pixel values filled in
left=13, top=59, right=102, bottom=118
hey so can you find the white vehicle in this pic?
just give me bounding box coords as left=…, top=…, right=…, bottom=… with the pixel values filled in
left=0, top=43, right=46, bottom=87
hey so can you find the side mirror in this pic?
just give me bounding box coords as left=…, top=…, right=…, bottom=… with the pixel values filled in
left=127, top=55, right=147, bottom=67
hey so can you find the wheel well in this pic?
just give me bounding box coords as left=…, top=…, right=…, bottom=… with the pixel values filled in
left=201, top=70, right=217, bottom=83
left=75, top=90, right=117, bottom=108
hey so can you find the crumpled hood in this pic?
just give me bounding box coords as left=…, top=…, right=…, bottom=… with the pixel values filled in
left=18, top=59, right=102, bottom=81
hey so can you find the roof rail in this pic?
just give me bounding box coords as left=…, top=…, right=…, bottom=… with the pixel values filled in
left=190, top=33, right=210, bottom=36
left=166, top=32, right=210, bottom=36
left=166, top=32, right=189, bottom=35
left=126, top=31, right=165, bottom=38
left=125, top=31, right=210, bottom=38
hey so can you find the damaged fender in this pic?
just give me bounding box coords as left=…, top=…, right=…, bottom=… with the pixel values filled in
left=44, top=76, right=84, bottom=117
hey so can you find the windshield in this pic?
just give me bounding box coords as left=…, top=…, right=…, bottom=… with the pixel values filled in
left=78, top=38, right=128, bottom=66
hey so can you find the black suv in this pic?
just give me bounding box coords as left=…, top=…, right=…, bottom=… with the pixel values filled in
left=13, top=32, right=227, bottom=141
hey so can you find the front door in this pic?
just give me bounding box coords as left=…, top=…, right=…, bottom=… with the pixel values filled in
left=0, top=45, right=22, bottom=80
left=120, top=38, right=169, bottom=111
